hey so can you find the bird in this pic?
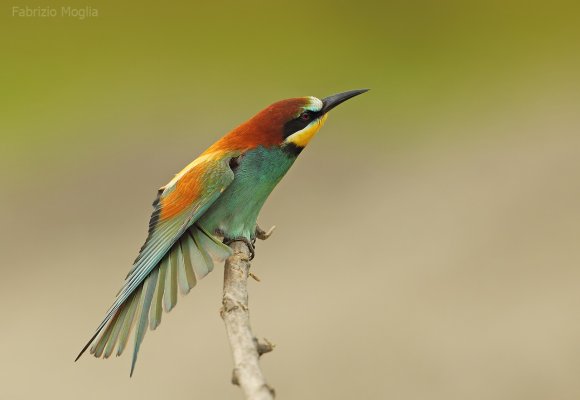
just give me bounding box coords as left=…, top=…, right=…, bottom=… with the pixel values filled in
left=75, top=89, right=369, bottom=376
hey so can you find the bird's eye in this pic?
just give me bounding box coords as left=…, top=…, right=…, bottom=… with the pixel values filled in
left=299, top=111, right=312, bottom=121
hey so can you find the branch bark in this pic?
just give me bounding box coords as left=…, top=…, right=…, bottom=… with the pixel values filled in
left=221, top=233, right=275, bottom=400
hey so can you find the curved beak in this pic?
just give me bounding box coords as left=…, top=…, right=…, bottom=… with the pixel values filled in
left=321, top=89, right=369, bottom=114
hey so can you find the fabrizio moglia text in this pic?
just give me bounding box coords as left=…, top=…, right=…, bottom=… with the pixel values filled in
left=12, top=6, right=98, bottom=19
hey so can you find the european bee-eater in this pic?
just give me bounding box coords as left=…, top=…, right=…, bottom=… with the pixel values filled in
left=76, top=89, right=368, bottom=375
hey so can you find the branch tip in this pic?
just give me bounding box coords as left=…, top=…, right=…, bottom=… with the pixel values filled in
left=256, top=225, right=276, bottom=241
left=255, top=337, right=275, bottom=356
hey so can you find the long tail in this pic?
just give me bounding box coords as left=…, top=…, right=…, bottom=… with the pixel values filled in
left=75, top=224, right=231, bottom=376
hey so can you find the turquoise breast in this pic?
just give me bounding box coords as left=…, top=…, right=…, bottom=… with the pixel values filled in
left=198, top=146, right=296, bottom=240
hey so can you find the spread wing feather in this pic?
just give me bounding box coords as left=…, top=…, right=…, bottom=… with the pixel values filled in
left=76, top=156, right=236, bottom=374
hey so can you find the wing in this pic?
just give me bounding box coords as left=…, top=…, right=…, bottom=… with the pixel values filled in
left=76, top=153, right=237, bottom=374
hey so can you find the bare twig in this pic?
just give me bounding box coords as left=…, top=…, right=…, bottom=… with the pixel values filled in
left=255, top=225, right=276, bottom=240
left=221, top=228, right=276, bottom=400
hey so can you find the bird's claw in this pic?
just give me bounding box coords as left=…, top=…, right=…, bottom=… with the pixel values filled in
left=223, top=225, right=274, bottom=261
left=224, top=237, right=255, bottom=260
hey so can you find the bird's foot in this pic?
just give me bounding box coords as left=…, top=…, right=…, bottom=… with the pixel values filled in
left=223, top=226, right=275, bottom=261
left=224, top=237, right=255, bottom=260
left=255, top=225, right=276, bottom=241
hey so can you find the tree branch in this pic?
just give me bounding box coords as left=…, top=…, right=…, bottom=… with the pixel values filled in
left=221, top=231, right=275, bottom=400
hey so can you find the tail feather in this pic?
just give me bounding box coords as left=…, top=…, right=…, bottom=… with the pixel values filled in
left=130, top=268, right=159, bottom=376
left=103, top=301, right=130, bottom=358
left=76, top=225, right=233, bottom=375
left=177, top=243, right=195, bottom=294
left=181, top=231, right=210, bottom=279
left=164, top=249, right=177, bottom=312
left=179, top=239, right=198, bottom=291
left=91, top=312, right=117, bottom=357
left=149, top=257, right=168, bottom=330
left=192, top=229, right=214, bottom=277
left=116, top=288, right=141, bottom=356
left=196, top=224, right=233, bottom=261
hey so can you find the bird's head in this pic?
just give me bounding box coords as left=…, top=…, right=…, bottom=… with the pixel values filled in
left=216, top=89, right=369, bottom=154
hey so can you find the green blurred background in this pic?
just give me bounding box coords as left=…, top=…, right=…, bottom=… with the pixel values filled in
left=2, top=1, right=580, bottom=399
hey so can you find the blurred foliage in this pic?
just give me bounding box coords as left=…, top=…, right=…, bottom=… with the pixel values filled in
left=1, top=0, right=579, bottom=170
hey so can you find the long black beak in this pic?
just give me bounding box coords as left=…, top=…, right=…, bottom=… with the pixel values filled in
left=321, top=89, right=369, bottom=114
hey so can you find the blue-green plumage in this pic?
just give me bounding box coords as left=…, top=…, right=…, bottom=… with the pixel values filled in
left=76, top=89, right=368, bottom=376
left=198, top=146, right=297, bottom=240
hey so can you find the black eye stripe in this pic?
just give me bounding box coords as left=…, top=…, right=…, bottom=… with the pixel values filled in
left=283, top=110, right=320, bottom=138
